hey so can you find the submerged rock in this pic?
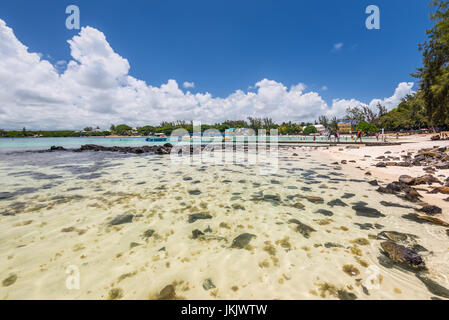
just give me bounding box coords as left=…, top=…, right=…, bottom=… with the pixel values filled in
left=415, top=274, right=449, bottom=299
left=188, top=213, right=212, bottom=223
left=158, top=285, right=176, bottom=300
left=143, top=229, right=155, bottom=239
left=417, top=205, right=442, bottom=216
left=109, top=214, right=134, bottom=226
left=231, top=233, right=256, bottom=249
left=289, top=219, right=316, bottom=238
left=402, top=213, right=449, bottom=227
left=306, top=196, right=324, bottom=204
left=2, top=274, right=17, bottom=287
left=352, top=204, right=385, bottom=218
left=377, top=231, right=418, bottom=243
left=337, top=290, right=357, bottom=300
left=380, top=241, right=426, bottom=270
left=192, top=229, right=205, bottom=239
left=315, top=209, right=333, bottom=217
left=379, top=201, right=413, bottom=209
left=202, top=279, right=216, bottom=291
left=327, top=199, right=347, bottom=207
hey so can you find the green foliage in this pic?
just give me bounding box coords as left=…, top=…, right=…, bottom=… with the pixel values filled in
left=414, top=0, right=449, bottom=126
left=279, top=122, right=302, bottom=135
left=378, top=93, right=428, bottom=130
left=303, top=125, right=318, bottom=135
left=114, top=124, right=133, bottom=135
left=328, top=117, right=339, bottom=133
left=356, top=121, right=378, bottom=133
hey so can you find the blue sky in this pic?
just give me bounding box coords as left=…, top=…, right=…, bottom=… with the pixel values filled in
left=0, top=0, right=434, bottom=129
left=0, top=0, right=431, bottom=102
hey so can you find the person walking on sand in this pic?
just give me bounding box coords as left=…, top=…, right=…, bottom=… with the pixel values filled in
left=356, top=129, right=363, bottom=143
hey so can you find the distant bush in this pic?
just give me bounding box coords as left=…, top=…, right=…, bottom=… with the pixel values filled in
left=356, top=121, right=378, bottom=133
left=303, top=125, right=318, bottom=135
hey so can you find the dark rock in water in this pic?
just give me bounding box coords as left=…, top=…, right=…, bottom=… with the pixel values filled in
left=183, top=177, right=193, bottom=181
left=232, top=203, right=246, bottom=210
left=263, top=194, right=281, bottom=202
left=307, top=196, right=324, bottom=204
left=188, top=213, right=212, bottom=223
left=188, top=189, right=202, bottom=195
left=192, top=229, right=205, bottom=239
left=49, top=146, right=66, bottom=151
left=354, top=223, right=376, bottom=230
left=447, top=229, right=449, bottom=238
left=130, top=242, right=141, bottom=249
left=315, top=209, right=333, bottom=217
left=415, top=273, right=449, bottom=299
left=412, top=244, right=428, bottom=253
left=143, top=229, right=155, bottom=238
left=327, top=199, right=347, bottom=207
left=270, top=180, right=281, bottom=184
left=418, top=205, right=442, bottom=216
left=75, top=144, right=173, bottom=155
left=231, top=233, right=256, bottom=249
left=352, top=204, right=385, bottom=218
left=376, top=162, right=387, bottom=168
left=338, top=290, right=357, bottom=300
left=292, top=202, right=305, bottom=210
left=204, top=225, right=212, bottom=233
left=368, top=180, right=379, bottom=186
left=404, top=188, right=421, bottom=202
left=380, top=241, right=426, bottom=270
left=202, top=279, right=216, bottom=291
left=402, top=213, right=449, bottom=227
left=158, top=285, right=176, bottom=300
left=380, top=201, right=413, bottom=209
left=324, top=242, right=344, bottom=248
left=109, top=214, right=134, bottom=226
left=289, top=219, right=316, bottom=238
left=2, top=274, right=17, bottom=287
left=341, top=193, right=355, bottom=199
left=377, top=231, right=418, bottom=244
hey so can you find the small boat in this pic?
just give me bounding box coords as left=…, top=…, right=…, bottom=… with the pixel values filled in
left=146, top=133, right=168, bottom=142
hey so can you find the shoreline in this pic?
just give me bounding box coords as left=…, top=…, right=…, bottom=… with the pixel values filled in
left=317, top=134, right=449, bottom=221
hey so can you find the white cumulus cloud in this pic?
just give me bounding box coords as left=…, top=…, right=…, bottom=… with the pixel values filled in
left=183, top=81, right=195, bottom=89
left=0, top=19, right=415, bottom=130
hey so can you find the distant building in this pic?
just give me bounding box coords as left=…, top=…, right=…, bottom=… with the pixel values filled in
left=314, top=124, right=326, bottom=135
left=337, top=121, right=353, bottom=133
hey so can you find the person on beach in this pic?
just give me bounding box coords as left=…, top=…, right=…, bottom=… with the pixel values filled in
left=334, top=130, right=340, bottom=142
left=356, top=129, right=363, bottom=143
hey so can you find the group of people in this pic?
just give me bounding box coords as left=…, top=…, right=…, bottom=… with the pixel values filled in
left=325, top=129, right=364, bottom=143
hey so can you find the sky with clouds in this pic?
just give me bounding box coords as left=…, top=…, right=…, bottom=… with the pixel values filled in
left=0, top=0, right=431, bottom=130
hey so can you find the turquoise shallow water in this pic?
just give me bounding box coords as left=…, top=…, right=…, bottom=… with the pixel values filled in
left=0, top=136, right=375, bottom=152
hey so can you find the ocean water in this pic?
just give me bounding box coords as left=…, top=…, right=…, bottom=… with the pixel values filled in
left=0, top=147, right=448, bottom=300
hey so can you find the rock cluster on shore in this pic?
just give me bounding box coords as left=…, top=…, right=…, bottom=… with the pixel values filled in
left=374, top=146, right=449, bottom=171
left=373, top=145, right=449, bottom=196
left=48, top=144, right=174, bottom=155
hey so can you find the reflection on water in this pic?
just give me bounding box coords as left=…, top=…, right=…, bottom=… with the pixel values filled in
left=0, top=148, right=448, bottom=300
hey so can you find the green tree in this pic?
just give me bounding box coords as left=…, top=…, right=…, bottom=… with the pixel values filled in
left=356, top=121, right=378, bottom=133
left=115, top=124, right=133, bottom=136
left=318, top=115, right=329, bottom=128
left=303, top=125, right=318, bottom=135
left=413, top=0, right=449, bottom=127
